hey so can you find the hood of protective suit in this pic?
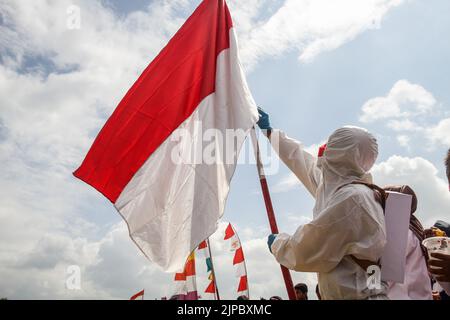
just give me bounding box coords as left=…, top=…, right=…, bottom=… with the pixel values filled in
left=320, top=126, right=378, bottom=176
left=314, top=126, right=378, bottom=215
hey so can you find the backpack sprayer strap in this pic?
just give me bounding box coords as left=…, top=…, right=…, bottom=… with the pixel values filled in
left=337, top=181, right=386, bottom=271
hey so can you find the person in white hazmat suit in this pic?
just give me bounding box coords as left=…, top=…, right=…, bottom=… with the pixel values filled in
left=257, top=108, right=388, bottom=300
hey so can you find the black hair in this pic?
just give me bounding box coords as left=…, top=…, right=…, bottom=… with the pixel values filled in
left=294, top=283, right=308, bottom=293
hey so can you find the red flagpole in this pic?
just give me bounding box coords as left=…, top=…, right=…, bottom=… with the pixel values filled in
left=250, top=128, right=297, bottom=301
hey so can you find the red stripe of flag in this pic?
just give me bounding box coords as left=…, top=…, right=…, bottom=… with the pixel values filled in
left=205, top=280, right=216, bottom=294
left=174, top=272, right=186, bottom=281
left=224, top=223, right=235, bottom=240
left=233, top=247, right=244, bottom=265
left=184, top=258, right=196, bottom=277
left=198, top=240, right=207, bottom=249
left=73, top=0, right=233, bottom=202
left=237, top=276, right=247, bottom=292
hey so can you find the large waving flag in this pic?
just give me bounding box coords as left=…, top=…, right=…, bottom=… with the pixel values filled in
left=73, top=0, right=258, bottom=272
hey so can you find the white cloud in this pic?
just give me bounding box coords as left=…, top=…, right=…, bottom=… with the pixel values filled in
left=427, top=118, right=450, bottom=146
left=371, top=155, right=450, bottom=227
left=358, top=80, right=448, bottom=149
left=360, top=80, right=437, bottom=123
left=359, top=80, right=450, bottom=150
left=272, top=141, right=324, bottom=193
left=272, top=173, right=302, bottom=193
left=233, top=0, right=404, bottom=69
left=387, top=119, right=422, bottom=132
left=0, top=222, right=175, bottom=299
left=3, top=0, right=403, bottom=74
left=0, top=0, right=189, bottom=72
left=396, top=135, right=410, bottom=148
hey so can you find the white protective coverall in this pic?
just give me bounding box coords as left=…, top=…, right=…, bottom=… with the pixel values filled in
left=269, top=126, right=387, bottom=300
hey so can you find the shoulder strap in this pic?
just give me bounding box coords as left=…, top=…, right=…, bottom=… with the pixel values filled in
left=350, top=255, right=381, bottom=271
left=337, top=181, right=387, bottom=211
left=337, top=181, right=386, bottom=271
left=350, top=181, right=387, bottom=211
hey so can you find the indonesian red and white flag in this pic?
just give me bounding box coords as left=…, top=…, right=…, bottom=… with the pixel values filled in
left=73, top=0, right=258, bottom=272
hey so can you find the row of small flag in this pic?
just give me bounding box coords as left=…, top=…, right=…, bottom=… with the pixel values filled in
left=130, top=223, right=248, bottom=300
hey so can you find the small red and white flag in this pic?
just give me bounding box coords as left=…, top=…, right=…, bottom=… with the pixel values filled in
left=130, top=289, right=145, bottom=300
left=205, top=279, right=216, bottom=295
left=73, top=0, right=258, bottom=272
left=237, top=275, right=248, bottom=293
left=224, top=223, right=249, bottom=297
left=224, top=223, right=240, bottom=251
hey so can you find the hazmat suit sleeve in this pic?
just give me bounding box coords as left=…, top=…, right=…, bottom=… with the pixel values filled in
left=270, top=191, right=386, bottom=273
left=269, top=130, right=321, bottom=197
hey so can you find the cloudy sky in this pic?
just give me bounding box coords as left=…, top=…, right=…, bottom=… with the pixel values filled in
left=1, top=0, right=449, bottom=300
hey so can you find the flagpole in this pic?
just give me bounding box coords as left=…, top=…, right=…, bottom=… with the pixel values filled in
left=192, top=251, right=199, bottom=300
left=250, top=128, right=297, bottom=301
left=206, top=238, right=221, bottom=300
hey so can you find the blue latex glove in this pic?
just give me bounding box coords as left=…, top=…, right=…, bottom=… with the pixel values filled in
left=257, top=107, right=272, bottom=132
left=267, top=234, right=277, bottom=253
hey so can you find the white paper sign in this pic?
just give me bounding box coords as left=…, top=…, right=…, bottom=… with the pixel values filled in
left=381, top=191, right=412, bottom=283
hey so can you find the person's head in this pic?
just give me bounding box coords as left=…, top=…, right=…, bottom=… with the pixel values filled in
left=434, top=220, right=450, bottom=237
left=294, top=283, right=308, bottom=300
left=237, top=295, right=249, bottom=300
left=445, top=149, right=450, bottom=187
left=269, top=296, right=283, bottom=300
left=320, top=126, right=378, bottom=179
left=384, top=185, right=418, bottom=215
